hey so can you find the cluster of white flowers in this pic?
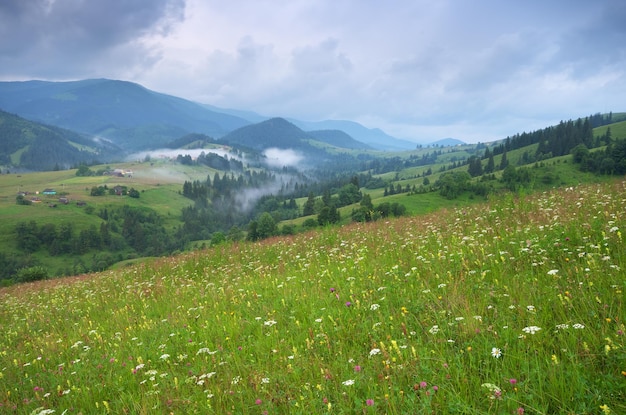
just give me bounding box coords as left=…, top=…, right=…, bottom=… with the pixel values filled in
left=522, top=326, right=542, bottom=335
left=369, top=348, right=381, bottom=356
left=342, top=379, right=355, bottom=386
left=264, top=320, right=277, bottom=326
left=429, top=325, right=440, bottom=334
left=555, top=323, right=585, bottom=331
left=370, top=304, right=380, bottom=311
left=198, top=372, right=216, bottom=384
left=196, top=348, right=217, bottom=355
left=481, top=382, right=502, bottom=399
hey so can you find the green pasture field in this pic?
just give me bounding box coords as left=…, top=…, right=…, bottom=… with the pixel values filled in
left=594, top=120, right=626, bottom=140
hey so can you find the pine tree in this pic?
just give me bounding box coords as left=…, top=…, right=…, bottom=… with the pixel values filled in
left=467, top=156, right=483, bottom=177
left=499, top=150, right=509, bottom=170
left=302, top=192, right=316, bottom=216
left=485, top=148, right=495, bottom=173
left=247, top=221, right=259, bottom=241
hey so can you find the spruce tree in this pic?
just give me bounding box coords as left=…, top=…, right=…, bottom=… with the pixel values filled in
left=499, top=150, right=509, bottom=170
left=485, top=148, right=495, bottom=173
left=302, top=192, right=316, bottom=216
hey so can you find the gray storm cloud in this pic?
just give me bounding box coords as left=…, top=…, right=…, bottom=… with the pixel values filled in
left=0, top=0, right=185, bottom=78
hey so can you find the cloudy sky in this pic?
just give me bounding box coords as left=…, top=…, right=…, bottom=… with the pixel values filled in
left=1, top=0, right=625, bottom=143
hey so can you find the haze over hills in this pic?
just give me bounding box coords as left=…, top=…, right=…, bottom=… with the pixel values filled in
left=288, top=119, right=419, bottom=150
left=429, top=138, right=465, bottom=147
left=0, top=79, right=419, bottom=153
left=306, top=130, right=372, bottom=150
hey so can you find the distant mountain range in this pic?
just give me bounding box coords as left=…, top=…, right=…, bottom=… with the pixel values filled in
left=0, top=79, right=250, bottom=151
left=0, top=79, right=424, bottom=153
left=0, top=110, right=371, bottom=171
left=306, top=129, right=372, bottom=150
left=288, top=119, right=416, bottom=151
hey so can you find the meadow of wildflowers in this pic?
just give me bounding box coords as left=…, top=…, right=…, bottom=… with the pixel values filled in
left=1, top=180, right=624, bottom=414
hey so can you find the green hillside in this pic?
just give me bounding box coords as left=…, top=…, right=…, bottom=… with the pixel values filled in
left=594, top=119, right=626, bottom=141
left=1, top=178, right=624, bottom=413
left=0, top=110, right=118, bottom=170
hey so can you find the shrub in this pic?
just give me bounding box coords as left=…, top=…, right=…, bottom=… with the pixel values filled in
left=302, top=218, right=318, bottom=229
left=14, top=266, right=49, bottom=283
left=16, top=195, right=32, bottom=205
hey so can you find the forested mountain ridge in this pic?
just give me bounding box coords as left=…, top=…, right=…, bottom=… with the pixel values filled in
left=0, top=79, right=251, bottom=150
left=220, top=118, right=313, bottom=150
left=219, top=117, right=354, bottom=161
left=0, top=109, right=118, bottom=170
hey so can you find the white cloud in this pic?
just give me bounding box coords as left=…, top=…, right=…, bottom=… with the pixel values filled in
left=263, top=148, right=304, bottom=168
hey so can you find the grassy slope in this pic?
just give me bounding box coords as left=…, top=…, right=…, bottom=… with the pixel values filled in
left=0, top=178, right=624, bottom=414
left=594, top=120, right=626, bottom=140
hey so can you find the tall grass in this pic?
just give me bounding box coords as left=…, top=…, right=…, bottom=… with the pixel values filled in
left=1, top=180, right=624, bottom=414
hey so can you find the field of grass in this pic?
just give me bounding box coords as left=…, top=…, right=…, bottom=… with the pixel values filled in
left=1, top=178, right=624, bottom=414
left=594, top=120, right=626, bottom=141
